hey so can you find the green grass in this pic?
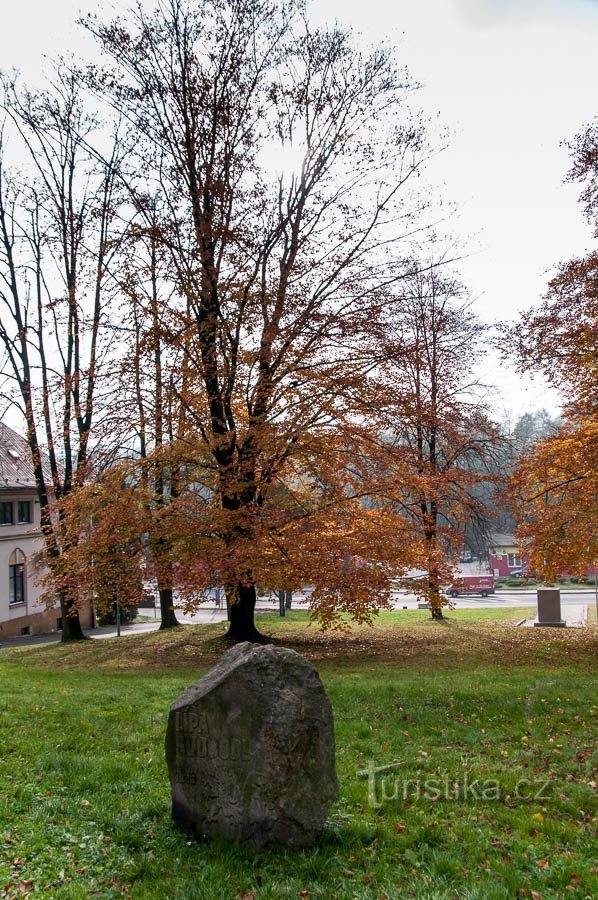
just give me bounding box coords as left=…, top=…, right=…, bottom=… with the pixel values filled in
left=0, top=610, right=596, bottom=899
left=495, top=578, right=597, bottom=591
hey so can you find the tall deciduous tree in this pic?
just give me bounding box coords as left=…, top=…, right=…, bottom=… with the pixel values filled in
left=508, top=121, right=597, bottom=579
left=0, top=71, right=125, bottom=640
left=109, top=200, right=186, bottom=629
left=371, top=260, right=502, bottom=617
left=83, top=0, right=432, bottom=639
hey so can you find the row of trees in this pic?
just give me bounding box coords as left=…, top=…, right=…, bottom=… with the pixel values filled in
left=0, top=71, right=124, bottom=640
left=1, top=2, right=592, bottom=641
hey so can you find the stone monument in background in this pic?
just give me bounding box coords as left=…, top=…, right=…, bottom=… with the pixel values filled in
left=535, top=587, right=566, bottom=627
left=165, top=642, right=338, bottom=847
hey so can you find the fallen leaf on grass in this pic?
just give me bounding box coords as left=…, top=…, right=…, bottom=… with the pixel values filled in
left=536, top=859, right=549, bottom=869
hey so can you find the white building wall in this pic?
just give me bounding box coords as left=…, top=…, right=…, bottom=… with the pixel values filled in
left=0, top=491, right=53, bottom=635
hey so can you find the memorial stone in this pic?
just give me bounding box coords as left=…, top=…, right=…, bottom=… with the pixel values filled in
left=165, top=642, right=338, bottom=847
left=535, top=587, right=566, bottom=627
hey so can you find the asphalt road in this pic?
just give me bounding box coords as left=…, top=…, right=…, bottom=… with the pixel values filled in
left=392, top=589, right=595, bottom=610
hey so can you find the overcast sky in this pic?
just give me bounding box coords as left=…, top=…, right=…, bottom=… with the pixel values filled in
left=1, top=0, right=597, bottom=421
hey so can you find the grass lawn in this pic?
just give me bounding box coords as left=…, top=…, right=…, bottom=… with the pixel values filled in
left=494, top=580, right=597, bottom=592
left=0, top=609, right=596, bottom=899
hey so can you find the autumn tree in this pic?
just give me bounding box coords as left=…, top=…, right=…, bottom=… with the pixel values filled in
left=510, top=418, right=597, bottom=580
left=105, top=199, right=188, bottom=629
left=508, top=121, right=597, bottom=579
left=370, top=259, right=502, bottom=618
left=82, top=0, right=433, bottom=640
left=0, top=70, right=125, bottom=640
left=49, top=466, right=152, bottom=623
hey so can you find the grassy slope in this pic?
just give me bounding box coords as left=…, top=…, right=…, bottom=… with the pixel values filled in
left=0, top=609, right=596, bottom=899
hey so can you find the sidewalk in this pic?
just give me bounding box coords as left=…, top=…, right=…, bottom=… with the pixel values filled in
left=517, top=604, right=587, bottom=628
left=0, top=598, right=294, bottom=647
left=136, top=596, right=301, bottom=626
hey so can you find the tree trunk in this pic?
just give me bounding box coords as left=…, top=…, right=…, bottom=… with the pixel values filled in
left=225, top=582, right=263, bottom=641
left=158, top=587, right=179, bottom=629
left=428, top=578, right=444, bottom=620
left=59, top=590, right=86, bottom=642
left=285, top=589, right=292, bottom=610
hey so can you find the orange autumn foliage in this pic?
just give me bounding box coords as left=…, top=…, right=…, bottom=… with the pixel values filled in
left=51, top=439, right=424, bottom=631
left=78, top=0, right=435, bottom=639
left=367, top=261, right=502, bottom=616
left=510, top=418, right=597, bottom=581
left=509, top=124, right=598, bottom=579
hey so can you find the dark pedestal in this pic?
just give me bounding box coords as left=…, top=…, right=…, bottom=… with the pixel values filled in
left=534, top=588, right=566, bottom=627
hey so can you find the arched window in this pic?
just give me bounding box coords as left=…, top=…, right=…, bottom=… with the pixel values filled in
left=9, top=548, right=25, bottom=605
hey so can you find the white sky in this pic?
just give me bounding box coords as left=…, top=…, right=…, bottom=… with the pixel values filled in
left=2, top=0, right=597, bottom=421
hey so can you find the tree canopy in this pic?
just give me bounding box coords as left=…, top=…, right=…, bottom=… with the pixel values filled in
left=508, top=122, right=597, bottom=580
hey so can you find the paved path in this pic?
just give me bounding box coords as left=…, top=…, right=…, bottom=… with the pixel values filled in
left=518, top=604, right=588, bottom=628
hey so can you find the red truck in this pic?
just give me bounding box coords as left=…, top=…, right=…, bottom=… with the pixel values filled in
left=446, top=575, right=495, bottom=598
